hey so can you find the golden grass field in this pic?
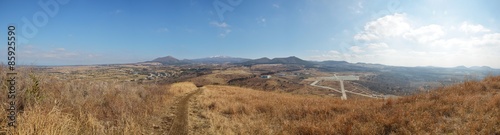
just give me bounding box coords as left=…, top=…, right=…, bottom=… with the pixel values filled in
left=0, top=67, right=198, bottom=134
left=196, top=77, right=500, bottom=134
left=0, top=66, right=499, bottom=134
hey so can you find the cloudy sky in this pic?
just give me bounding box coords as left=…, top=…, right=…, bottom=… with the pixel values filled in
left=1, top=0, right=499, bottom=68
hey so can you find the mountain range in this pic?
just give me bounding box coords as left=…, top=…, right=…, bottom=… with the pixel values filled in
left=145, top=55, right=500, bottom=94
left=146, top=55, right=500, bottom=72
left=148, top=55, right=320, bottom=66
left=148, top=56, right=251, bottom=65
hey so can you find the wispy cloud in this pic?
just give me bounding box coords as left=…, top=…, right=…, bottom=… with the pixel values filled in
left=210, top=21, right=232, bottom=37
left=272, top=4, right=280, bottom=8
left=55, top=48, right=66, bottom=51
left=219, top=29, right=232, bottom=37
left=257, top=17, right=266, bottom=25
left=20, top=46, right=98, bottom=61
left=349, top=1, right=364, bottom=14
left=157, top=27, right=169, bottom=33
left=210, top=21, right=230, bottom=28
left=460, top=22, right=491, bottom=34
left=114, top=9, right=122, bottom=14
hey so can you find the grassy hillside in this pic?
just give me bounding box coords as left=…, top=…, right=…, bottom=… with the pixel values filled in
left=1, top=66, right=499, bottom=134
left=0, top=67, right=199, bottom=134
left=196, top=76, right=500, bottom=134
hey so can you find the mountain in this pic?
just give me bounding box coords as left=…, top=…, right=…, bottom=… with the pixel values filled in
left=191, top=56, right=251, bottom=64
left=319, top=60, right=350, bottom=65
left=454, top=65, right=469, bottom=70
left=148, top=56, right=190, bottom=65
left=241, top=56, right=314, bottom=66
left=470, top=66, right=494, bottom=71
left=270, top=56, right=311, bottom=65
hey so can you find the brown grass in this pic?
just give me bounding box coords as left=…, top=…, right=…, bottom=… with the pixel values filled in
left=0, top=67, right=198, bottom=134
left=1, top=65, right=499, bottom=134
left=197, top=76, right=500, bottom=134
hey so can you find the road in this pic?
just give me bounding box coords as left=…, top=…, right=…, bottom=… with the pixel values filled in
left=310, top=80, right=384, bottom=99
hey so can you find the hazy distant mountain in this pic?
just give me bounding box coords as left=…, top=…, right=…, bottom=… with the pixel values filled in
left=470, top=66, right=493, bottom=70
left=320, top=60, right=349, bottom=65
left=191, top=56, right=251, bottom=64
left=149, top=56, right=191, bottom=65
left=241, top=56, right=313, bottom=66
left=454, top=66, right=469, bottom=70
left=270, top=56, right=312, bottom=65
left=147, top=56, right=500, bottom=74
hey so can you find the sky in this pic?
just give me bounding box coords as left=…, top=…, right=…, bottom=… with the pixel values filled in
left=0, top=0, right=500, bottom=68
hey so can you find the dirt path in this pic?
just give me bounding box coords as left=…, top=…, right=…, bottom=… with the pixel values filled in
left=168, top=88, right=202, bottom=135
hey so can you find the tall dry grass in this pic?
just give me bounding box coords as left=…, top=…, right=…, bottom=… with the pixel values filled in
left=0, top=66, right=198, bottom=134
left=198, top=76, right=500, bottom=134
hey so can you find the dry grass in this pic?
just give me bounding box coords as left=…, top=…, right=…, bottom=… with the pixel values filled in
left=0, top=67, right=198, bottom=134
left=198, top=76, right=500, bottom=134
left=1, top=64, right=499, bottom=134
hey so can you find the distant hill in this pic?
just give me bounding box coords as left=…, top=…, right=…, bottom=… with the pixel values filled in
left=148, top=56, right=315, bottom=66
left=470, top=66, right=494, bottom=71
left=191, top=56, right=251, bottom=64
left=148, top=56, right=191, bottom=65
left=243, top=57, right=272, bottom=65
left=241, top=56, right=314, bottom=66
left=319, top=60, right=350, bottom=65
left=270, top=56, right=312, bottom=65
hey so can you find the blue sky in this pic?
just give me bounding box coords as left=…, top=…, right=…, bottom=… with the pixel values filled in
left=1, top=0, right=500, bottom=68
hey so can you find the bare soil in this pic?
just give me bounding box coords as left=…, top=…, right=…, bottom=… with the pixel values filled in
left=167, top=89, right=202, bottom=135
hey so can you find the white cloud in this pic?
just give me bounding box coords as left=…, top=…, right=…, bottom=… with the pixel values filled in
left=349, top=46, right=364, bottom=53
left=358, top=1, right=363, bottom=9
left=349, top=1, right=364, bottom=14
left=460, top=22, right=490, bottom=34
left=314, top=13, right=500, bottom=68
left=219, top=29, right=232, bottom=37
left=354, top=33, right=378, bottom=41
left=430, top=33, right=500, bottom=48
left=404, top=24, right=445, bottom=43
left=366, top=43, right=389, bottom=49
left=309, top=50, right=348, bottom=61
left=354, top=13, right=411, bottom=41
left=210, top=21, right=232, bottom=37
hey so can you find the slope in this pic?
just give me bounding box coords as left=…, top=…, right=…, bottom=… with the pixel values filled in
left=193, top=76, right=500, bottom=134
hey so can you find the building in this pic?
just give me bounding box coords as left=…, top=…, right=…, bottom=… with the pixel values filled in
left=260, top=75, right=272, bottom=79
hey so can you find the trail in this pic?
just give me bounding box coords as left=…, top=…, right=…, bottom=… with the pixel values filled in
left=168, top=88, right=202, bottom=135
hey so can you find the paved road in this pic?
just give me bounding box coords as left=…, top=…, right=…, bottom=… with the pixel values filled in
left=310, top=80, right=384, bottom=99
